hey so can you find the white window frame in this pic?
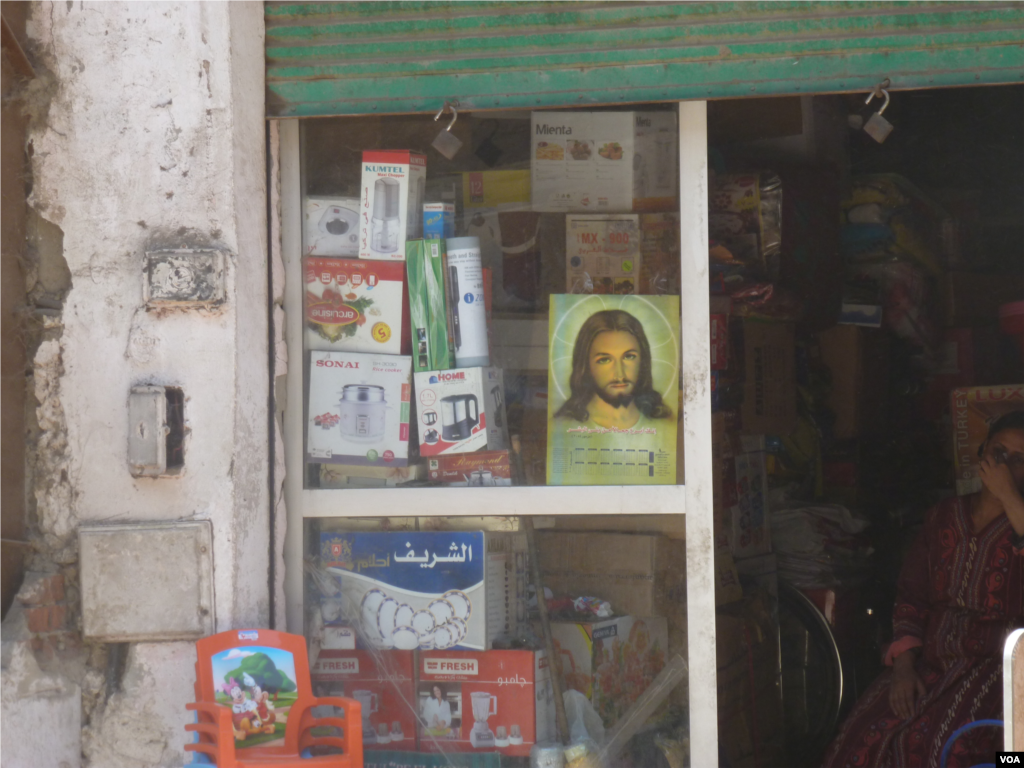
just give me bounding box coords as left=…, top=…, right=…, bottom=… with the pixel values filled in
left=275, top=100, right=717, bottom=766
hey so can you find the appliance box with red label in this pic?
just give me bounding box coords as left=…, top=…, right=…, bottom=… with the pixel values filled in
left=565, top=214, right=641, bottom=295
left=414, top=367, right=506, bottom=456
left=358, top=150, right=426, bottom=261
left=310, top=650, right=416, bottom=751
left=417, top=650, right=555, bottom=756
left=427, top=451, right=512, bottom=486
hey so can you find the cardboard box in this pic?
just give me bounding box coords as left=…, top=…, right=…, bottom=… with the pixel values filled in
left=547, top=616, right=668, bottom=728
left=319, top=463, right=426, bottom=490
left=728, top=450, right=771, bottom=558
left=427, top=451, right=512, bottom=487
left=819, top=325, right=889, bottom=439
left=565, top=214, right=641, bottom=295
left=304, top=196, right=360, bottom=257
left=305, top=258, right=406, bottom=356
left=531, top=111, right=678, bottom=213
left=462, top=170, right=531, bottom=210
left=321, top=531, right=515, bottom=652
left=739, top=320, right=796, bottom=435
left=639, top=212, right=680, bottom=295
left=311, top=650, right=416, bottom=751
left=715, top=545, right=743, bottom=606
left=423, top=203, right=455, bottom=240
left=406, top=240, right=453, bottom=373
left=417, top=650, right=554, bottom=757
left=414, top=367, right=506, bottom=456
left=710, top=295, right=731, bottom=371
left=307, top=352, right=412, bottom=467
left=951, top=384, right=1024, bottom=495
left=359, top=150, right=426, bottom=260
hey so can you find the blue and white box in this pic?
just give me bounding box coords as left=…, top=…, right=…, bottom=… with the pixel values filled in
left=423, top=202, right=455, bottom=240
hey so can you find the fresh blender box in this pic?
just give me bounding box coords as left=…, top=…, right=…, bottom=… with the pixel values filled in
left=531, top=111, right=677, bottom=213
left=414, top=367, right=506, bottom=456
left=310, top=650, right=416, bottom=751
left=306, top=351, right=412, bottom=467
left=359, top=150, right=426, bottom=261
left=565, top=214, right=641, bottom=295
left=417, top=650, right=555, bottom=756
left=951, top=384, right=1024, bottom=495
left=406, top=239, right=453, bottom=373
left=427, top=451, right=512, bottom=487
left=423, top=202, right=455, bottom=240
left=304, top=196, right=360, bottom=257
left=305, top=258, right=406, bottom=355
left=321, top=531, right=514, bottom=652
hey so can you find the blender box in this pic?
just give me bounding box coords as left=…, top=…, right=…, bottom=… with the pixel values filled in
left=321, top=531, right=515, bottom=652
left=423, top=203, right=455, bottom=240
left=311, top=650, right=416, bottom=751
left=305, top=257, right=407, bottom=356
left=414, top=367, right=506, bottom=457
left=427, top=451, right=512, bottom=487
left=565, top=214, right=641, bottom=295
left=406, top=240, right=454, bottom=373
left=304, top=196, right=360, bottom=257
left=417, top=650, right=555, bottom=756
left=306, top=351, right=412, bottom=467
left=531, top=111, right=678, bottom=213
left=951, top=384, right=1024, bottom=495
left=546, top=616, right=668, bottom=729
left=359, top=150, right=427, bottom=261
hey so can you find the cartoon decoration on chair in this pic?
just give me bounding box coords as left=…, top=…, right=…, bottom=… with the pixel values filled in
left=212, top=646, right=298, bottom=747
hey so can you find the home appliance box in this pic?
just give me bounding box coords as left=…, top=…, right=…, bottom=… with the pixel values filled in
left=546, top=615, right=668, bottom=729
left=306, top=351, right=412, bottom=467
left=321, top=531, right=517, bottom=652
left=951, top=384, right=1024, bottom=495
left=359, top=150, right=427, bottom=260
left=417, top=650, right=555, bottom=757
left=414, top=367, right=506, bottom=456
left=565, top=214, right=641, bottom=295
left=305, top=257, right=407, bottom=356
left=310, top=650, right=417, bottom=752
left=531, top=111, right=678, bottom=213
left=427, top=451, right=512, bottom=486
left=423, top=202, right=455, bottom=240
left=406, top=240, right=454, bottom=373
left=304, top=196, right=360, bottom=256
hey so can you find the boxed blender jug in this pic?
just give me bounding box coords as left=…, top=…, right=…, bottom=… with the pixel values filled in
left=304, top=196, right=360, bottom=257
left=417, top=650, right=555, bottom=756
left=359, top=151, right=427, bottom=260
left=307, top=351, right=412, bottom=467
left=413, top=367, right=506, bottom=456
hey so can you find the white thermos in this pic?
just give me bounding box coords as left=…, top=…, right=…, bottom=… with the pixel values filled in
left=444, top=236, right=490, bottom=368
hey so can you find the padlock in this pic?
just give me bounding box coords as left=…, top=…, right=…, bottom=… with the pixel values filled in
left=431, top=101, right=463, bottom=160
left=863, top=87, right=893, bottom=144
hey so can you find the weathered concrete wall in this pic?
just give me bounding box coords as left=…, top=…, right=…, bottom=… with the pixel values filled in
left=1, top=3, right=269, bottom=766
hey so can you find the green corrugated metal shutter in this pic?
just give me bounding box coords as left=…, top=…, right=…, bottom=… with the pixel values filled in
left=266, top=1, right=1024, bottom=118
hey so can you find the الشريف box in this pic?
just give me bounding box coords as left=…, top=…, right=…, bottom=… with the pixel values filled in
left=305, top=258, right=406, bottom=356
left=306, top=351, right=412, bottom=467
left=359, top=150, right=426, bottom=260
left=304, top=196, right=360, bottom=256
left=565, top=214, right=641, bottom=295
left=417, top=650, right=554, bottom=757
left=310, top=650, right=416, bottom=751
left=951, top=384, right=1024, bottom=495
left=427, top=451, right=512, bottom=487
left=414, top=368, right=506, bottom=456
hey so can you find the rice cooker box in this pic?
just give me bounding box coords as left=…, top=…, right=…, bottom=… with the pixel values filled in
left=359, top=150, right=427, bottom=261
left=304, top=196, right=360, bottom=257
left=531, top=111, right=678, bottom=213
left=565, top=214, right=641, bottom=295
left=310, top=650, right=416, bottom=752
left=951, top=384, right=1024, bottom=495
left=414, top=367, right=506, bottom=456
left=306, top=351, right=412, bottom=467
left=305, top=257, right=406, bottom=356
left=417, top=650, right=555, bottom=756
left=321, top=531, right=514, bottom=653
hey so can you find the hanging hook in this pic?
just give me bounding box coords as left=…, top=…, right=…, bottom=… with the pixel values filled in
left=434, top=100, right=460, bottom=132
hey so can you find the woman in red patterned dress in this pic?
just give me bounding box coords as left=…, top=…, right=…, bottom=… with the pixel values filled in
left=822, top=411, right=1024, bottom=768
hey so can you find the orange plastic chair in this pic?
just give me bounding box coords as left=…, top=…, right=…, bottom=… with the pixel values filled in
left=185, top=628, right=363, bottom=767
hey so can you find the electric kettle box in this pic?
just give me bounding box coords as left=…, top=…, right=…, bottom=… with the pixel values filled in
left=359, top=150, right=427, bottom=261
left=306, top=351, right=413, bottom=467
left=311, top=650, right=417, bottom=752
left=427, top=451, right=512, bottom=486
left=304, top=196, right=360, bottom=256
left=305, top=258, right=407, bottom=356
left=565, top=214, right=641, bottom=295
left=417, top=650, right=555, bottom=756
left=414, top=367, right=506, bottom=457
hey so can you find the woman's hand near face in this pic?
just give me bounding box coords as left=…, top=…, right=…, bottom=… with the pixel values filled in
left=979, top=455, right=1024, bottom=506
left=889, top=650, right=926, bottom=719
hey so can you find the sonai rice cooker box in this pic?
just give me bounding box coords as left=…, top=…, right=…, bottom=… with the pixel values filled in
left=417, top=650, right=555, bottom=756
left=310, top=650, right=416, bottom=751
left=306, top=351, right=412, bottom=467
left=321, top=531, right=513, bottom=652
left=414, top=367, right=506, bottom=456
left=304, top=196, right=360, bottom=257
left=305, top=258, right=406, bottom=356
left=359, top=150, right=426, bottom=261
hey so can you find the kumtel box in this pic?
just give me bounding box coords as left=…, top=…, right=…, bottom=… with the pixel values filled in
left=359, top=150, right=426, bottom=261
left=417, top=651, right=555, bottom=757
left=414, top=368, right=506, bottom=456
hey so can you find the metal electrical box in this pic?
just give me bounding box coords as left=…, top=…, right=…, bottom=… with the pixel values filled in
left=128, top=386, right=168, bottom=477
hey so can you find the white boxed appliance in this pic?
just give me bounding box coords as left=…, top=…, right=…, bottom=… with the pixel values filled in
left=414, top=367, right=506, bottom=456
left=307, top=351, right=412, bottom=467
left=358, top=150, right=427, bottom=260
left=531, top=111, right=677, bottom=213
left=304, top=196, right=360, bottom=256
left=565, top=214, right=641, bottom=294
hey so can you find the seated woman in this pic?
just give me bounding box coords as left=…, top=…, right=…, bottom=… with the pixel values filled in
left=822, top=410, right=1024, bottom=768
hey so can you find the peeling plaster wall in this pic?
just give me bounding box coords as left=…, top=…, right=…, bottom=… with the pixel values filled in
left=6, top=3, right=269, bottom=766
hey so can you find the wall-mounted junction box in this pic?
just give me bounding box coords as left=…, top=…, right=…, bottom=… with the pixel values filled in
left=128, top=385, right=185, bottom=477
left=144, top=249, right=225, bottom=307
